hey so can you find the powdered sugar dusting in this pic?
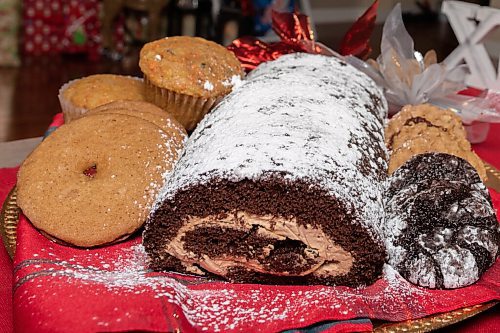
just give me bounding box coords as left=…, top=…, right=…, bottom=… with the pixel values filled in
left=131, top=125, right=186, bottom=217
left=17, top=244, right=435, bottom=332
left=384, top=153, right=500, bottom=289
left=222, top=74, right=243, bottom=89
left=152, top=53, right=388, bottom=242
left=203, top=80, right=214, bottom=91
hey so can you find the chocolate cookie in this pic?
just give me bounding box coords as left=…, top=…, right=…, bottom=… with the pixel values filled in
left=387, top=153, right=485, bottom=198
left=385, top=153, right=500, bottom=289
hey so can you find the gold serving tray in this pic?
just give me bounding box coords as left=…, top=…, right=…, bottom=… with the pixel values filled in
left=485, top=162, right=500, bottom=192
left=2, top=163, right=500, bottom=332
left=0, top=186, right=18, bottom=258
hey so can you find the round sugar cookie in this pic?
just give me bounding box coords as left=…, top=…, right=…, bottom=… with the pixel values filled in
left=88, top=100, right=186, bottom=138
left=17, top=113, right=186, bottom=247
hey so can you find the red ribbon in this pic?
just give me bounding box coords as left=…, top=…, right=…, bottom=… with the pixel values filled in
left=227, top=10, right=325, bottom=72
left=339, top=0, right=379, bottom=59
left=272, top=9, right=314, bottom=43
left=228, top=1, right=379, bottom=72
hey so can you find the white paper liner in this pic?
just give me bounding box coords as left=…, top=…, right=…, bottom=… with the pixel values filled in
left=58, top=76, right=144, bottom=123
left=144, top=76, right=221, bottom=132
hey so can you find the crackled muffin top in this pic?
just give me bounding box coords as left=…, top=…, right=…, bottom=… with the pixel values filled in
left=139, top=36, right=243, bottom=97
left=61, top=74, right=146, bottom=110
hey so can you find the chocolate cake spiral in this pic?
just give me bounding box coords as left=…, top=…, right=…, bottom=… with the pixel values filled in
left=385, top=153, right=500, bottom=289
left=143, top=53, right=388, bottom=286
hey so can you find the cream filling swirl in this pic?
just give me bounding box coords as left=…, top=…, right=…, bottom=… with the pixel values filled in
left=165, top=212, right=354, bottom=277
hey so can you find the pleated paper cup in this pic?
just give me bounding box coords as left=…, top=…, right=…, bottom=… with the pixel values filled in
left=144, top=76, right=221, bottom=132
left=58, top=76, right=145, bottom=124
left=58, top=79, right=89, bottom=123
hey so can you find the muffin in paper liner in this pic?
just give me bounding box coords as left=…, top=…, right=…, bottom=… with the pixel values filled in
left=58, top=79, right=88, bottom=123
left=144, top=76, right=221, bottom=132
left=58, top=75, right=146, bottom=123
left=139, top=37, right=244, bottom=132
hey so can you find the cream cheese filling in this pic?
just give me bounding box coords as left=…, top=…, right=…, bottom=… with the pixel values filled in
left=166, top=212, right=354, bottom=277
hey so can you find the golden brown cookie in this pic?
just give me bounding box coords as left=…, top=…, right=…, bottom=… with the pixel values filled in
left=386, top=103, right=486, bottom=180
left=139, top=36, right=244, bottom=131
left=87, top=100, right=187, bottom=139
left=17, top=113, right=186, bottom=247
left=386, top=104, right=466, bottom=150
left=92, top=100, right=167, bottom=115
left=58, top=74, right=146, bottom=123
left=389, top=124, right=471, bottom=153
left=389, top=135, right=486, bottom=180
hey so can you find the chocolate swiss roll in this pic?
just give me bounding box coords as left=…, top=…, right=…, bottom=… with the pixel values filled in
left=385, top=153, right=500, bottom=289
left=144, top=53, right=388, bottom=287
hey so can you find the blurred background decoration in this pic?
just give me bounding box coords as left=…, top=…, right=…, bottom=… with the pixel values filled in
left=9, top=0, right=498, bottom=62
left=0, top=0, right=499, bottom=142
left=0, top=0, right=20, bottom=66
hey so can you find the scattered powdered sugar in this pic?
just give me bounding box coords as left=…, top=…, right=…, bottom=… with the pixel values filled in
left=203, top=80, right=214, bottom=91
left=152, top=53, right=388, bottom=242
left=158, top=128, right=188, bottom=183
left=17, top=245, right=433, bottom=331
left=130, top=126, right=186, bottom=216
left=380, top=264, right=427, bottom=300
left=384, top=154, right=500, bottom=289
left=435, top=247, right=479, bottom=288
left=222, top=74, right=244, bottom=89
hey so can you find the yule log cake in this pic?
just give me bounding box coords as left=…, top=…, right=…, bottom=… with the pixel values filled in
left=144, top=53, right=389, bottom=286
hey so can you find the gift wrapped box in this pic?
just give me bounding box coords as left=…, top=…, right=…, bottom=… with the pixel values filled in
left=60, top=0, right=101, bottom=58
left=22, top=0, right=64, bottom=55
left=22, top=0, right=125, bottom=59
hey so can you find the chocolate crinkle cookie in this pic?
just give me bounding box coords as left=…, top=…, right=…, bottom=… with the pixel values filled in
left=385, top=152, right=500, bottom=289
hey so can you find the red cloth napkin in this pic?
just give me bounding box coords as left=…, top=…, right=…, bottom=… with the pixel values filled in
left=2, top=116, right=500, bottom=333
left=0, top=168, right=16, bottom=333
left=10, top=209, right=500, bottom=333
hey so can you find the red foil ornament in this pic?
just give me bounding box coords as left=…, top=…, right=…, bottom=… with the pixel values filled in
left=339, top=0, right=379, bottom=59
left=228, top=2, right=379, bottom=72
left=272, top=9, right=314, bottom=43
left=228, top=10, right=333, bottom=72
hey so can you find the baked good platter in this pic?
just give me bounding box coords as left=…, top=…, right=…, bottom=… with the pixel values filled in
left=2, top=162, right=499, bottom=332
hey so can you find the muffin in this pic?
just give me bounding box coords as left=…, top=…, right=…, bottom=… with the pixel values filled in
left=139, top=36, right=244, bottom=131
left=58, top=74, right=146, bottom=123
